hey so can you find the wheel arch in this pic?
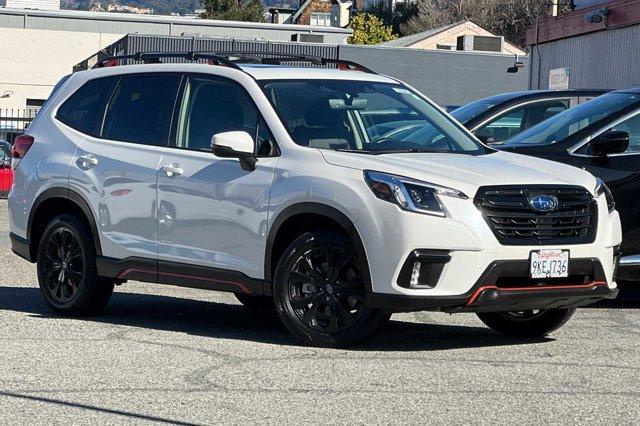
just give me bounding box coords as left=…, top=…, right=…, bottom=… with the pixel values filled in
left=27, top=187, right=102, bottom=261
left=265, top=202, right=371, bottom=292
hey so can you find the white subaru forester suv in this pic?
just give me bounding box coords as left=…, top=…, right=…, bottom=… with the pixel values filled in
left=8, top=52, right=622, bottom=347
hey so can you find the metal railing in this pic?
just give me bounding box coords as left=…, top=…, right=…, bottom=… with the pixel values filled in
left=0, top=108, right=38, bottom=143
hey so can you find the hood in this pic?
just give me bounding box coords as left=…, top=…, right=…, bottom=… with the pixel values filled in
left=320, top=150, right=597, bottom=197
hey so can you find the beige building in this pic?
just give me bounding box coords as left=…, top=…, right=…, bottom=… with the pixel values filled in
left=0, top=7, right=350, bottom=141
left=379, top=20, right=527, bottom=57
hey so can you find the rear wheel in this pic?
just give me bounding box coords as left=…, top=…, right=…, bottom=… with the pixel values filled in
left=477, top=308, right=576, bottom=338
left=273, top=230, right=390, bottom=348
left=37, top=215, right=115, bottom=316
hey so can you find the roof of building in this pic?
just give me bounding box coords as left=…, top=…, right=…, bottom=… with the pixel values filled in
left=378, top=21, right=462, bottom=47
left=0, top=6, right=351, bottom=38
left=378, top=20, right=526, bottom=56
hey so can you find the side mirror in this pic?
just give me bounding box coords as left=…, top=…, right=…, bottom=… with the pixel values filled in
left=591, top=130, right=629, bottom=156
left=211, top=131, right=257, bottom=172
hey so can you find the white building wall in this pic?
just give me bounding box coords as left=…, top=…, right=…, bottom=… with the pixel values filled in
left=6, top=0, right=61, bottom=11
left=0, top=27, right=123, bottom=112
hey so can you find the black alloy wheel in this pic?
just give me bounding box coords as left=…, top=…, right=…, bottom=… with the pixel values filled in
left=37, top=215, right=115, bottom=316
left=273, top=231, right=390, bottom=347
left=42, top=227, right=84, bottom=304
left=285, top=245, right=367, bottom=333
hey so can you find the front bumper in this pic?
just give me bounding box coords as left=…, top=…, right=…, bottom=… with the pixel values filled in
left=366, top=258, right=618, bottom=313
left=367, top=282, right=617, bottom=313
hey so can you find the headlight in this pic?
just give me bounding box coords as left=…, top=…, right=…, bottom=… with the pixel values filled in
left=595, top=178, right=615, bottom=213
left=364, top=170, right=467, bottom=217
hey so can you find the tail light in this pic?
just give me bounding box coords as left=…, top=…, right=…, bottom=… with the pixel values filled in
left=12, top=135, right=35, bottom=159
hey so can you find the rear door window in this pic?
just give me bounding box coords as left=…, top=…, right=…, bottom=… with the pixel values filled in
left=102, top=74, right=181, bottom=146
left=56, top=76, right=117, bottom=136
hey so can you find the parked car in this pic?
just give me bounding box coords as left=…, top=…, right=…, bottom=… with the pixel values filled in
left=452, top=90, right=608, bottom=145
left=0, top=140, right=13, bottom=198
left=8, top=52, right=621, bottom=347
left=500, top=86, right=640, bottom=280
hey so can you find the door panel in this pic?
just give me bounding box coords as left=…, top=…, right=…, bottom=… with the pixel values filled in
left=157, top=150, right=275, bottom=275
left=586, top=113, right=640, bottom=256
left=69, top=73, right=181, bottom=261
left=157, top=75, right=277, bottom=278
left=71, top=138, right=165, bottom=260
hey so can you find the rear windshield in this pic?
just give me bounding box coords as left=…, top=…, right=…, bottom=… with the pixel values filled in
left=505, top=92, right=640, bottom=146
left=260, top=79, right=489, bottom=155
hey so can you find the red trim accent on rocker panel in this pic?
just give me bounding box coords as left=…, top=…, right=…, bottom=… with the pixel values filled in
left=466, top=281, right=608, bottom=306
left=116, top=268, right=252, bottom=294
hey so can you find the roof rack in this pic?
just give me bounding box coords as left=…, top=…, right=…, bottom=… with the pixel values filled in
left=93, top=51, right=376, bottom=74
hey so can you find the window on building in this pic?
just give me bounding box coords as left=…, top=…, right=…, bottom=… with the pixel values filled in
left=26, top=99, right=46, bottom=119
left=310, top=12, right=331, bottom=26
left=102, top=74, right=181, bottom=146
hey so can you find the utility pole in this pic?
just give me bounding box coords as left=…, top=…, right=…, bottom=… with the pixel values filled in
left=551, top=0, right=559, bottom=16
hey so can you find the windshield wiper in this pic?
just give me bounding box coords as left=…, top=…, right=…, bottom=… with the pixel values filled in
left=373, top=148, right=447, bottom=155
left=333, top=148, right=376, bottom=154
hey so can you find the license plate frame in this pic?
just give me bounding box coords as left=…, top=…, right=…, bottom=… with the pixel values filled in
left=529, top=249, right=570, bottom=279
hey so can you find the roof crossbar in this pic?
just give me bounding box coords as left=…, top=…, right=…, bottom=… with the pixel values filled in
left=94, top=51, right=376, bottom=74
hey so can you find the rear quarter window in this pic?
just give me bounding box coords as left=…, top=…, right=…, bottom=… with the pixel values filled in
left=56, top=76, right=117, bottom=136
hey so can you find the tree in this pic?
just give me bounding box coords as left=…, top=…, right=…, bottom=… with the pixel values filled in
left=349, top=13, right=397, bottom=45
left=199, top=0, right=265, bottom=22
left=402, top=0, right=572, bottom=48
left=365, top=1, right=418, bottom=37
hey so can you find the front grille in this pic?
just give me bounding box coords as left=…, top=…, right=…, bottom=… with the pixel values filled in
left=475, top=186, right=597, bottom=246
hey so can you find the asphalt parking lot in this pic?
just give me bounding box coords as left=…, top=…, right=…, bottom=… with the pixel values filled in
left=0, top=201, right=639, bottom=424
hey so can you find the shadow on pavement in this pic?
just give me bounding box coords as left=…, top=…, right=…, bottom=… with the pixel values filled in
left=0, top=286, right=551, bottom=351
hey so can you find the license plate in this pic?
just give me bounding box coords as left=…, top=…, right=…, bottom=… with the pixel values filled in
left=530, top=250, right=569, bottom=279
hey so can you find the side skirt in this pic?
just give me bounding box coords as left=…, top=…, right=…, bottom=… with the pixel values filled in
left=96, top=256, right=269, bottom=296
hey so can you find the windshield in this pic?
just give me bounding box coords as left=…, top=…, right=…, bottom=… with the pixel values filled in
left=260, top=80, right=488, bottom=155
left=504, top=92, right=640, bottom=147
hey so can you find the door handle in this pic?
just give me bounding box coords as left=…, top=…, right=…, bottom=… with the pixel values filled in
left=77, top=154, right=99, bottom=170
left=161, top=163, right=184, bottom=178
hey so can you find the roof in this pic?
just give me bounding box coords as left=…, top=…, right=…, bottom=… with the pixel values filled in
left=240, top=65, right=397, bottom=82
left=0, top=6, right=352, bottom=36
left=285, top=0, right=312, bottom=24
left=378, top=22, right=462, bottom=47
left=378, top=20, right=527, bottom=56
left=614, top=84, right=640, bottom=94
left=73, top=62, right=398, bottom=84
left=474, top=89, right=610, bottom=104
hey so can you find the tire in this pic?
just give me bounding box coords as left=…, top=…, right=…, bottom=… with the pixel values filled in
left=235, top=293, right=274, bottom=310
left=477, top=308, right=576, bottom=338
left=36, top=214, right=115, bottom=316
left=273, top=230, right=390, bottom=348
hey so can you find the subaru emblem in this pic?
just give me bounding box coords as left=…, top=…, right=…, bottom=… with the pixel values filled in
left=528, top=195, right=559, bottom=212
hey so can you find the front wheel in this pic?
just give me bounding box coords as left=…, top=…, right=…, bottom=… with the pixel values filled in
left=477, top=308, right=576, bottom=338
left=273, top=230, right=390, bottom=348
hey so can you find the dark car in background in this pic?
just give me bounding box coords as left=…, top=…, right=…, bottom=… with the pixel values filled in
left=500, top=87, right=640, bottom=280
left=452, top=90, right=608, bottom=145
left=0, top=141, right=12, bottom=198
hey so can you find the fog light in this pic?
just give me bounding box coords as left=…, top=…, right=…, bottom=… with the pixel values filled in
left=397, top=250, right=451, bottom=289
left=410, top=261, right=422, bottom=287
